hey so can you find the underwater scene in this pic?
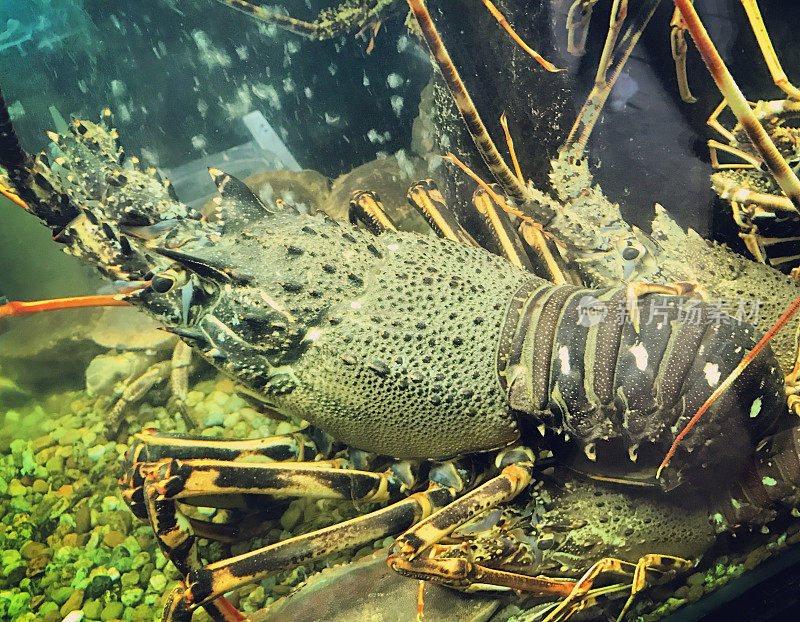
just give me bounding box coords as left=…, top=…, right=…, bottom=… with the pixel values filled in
left=3, top=1, right=800, bottom=621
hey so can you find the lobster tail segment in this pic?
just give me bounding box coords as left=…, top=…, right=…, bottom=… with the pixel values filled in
left=721, top=426, right=800, bottom=527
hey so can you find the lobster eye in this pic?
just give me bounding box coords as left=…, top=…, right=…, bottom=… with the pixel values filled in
left=151, top=268, right=187, bottom=293
left=621, top=244, right=641, bottom=261
left=151, top=274, right=176, bottom=293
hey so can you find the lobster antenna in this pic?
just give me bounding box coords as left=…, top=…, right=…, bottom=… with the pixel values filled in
left=405, top=0, right=530, bottom=204
left=0, top=293, right=133, bottom=319
left=657, top=291, right=800, bottom=479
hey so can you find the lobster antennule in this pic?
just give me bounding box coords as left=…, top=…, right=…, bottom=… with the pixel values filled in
left=657, top=290, right=800, bottom=479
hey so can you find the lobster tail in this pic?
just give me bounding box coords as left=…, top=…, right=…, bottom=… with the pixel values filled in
left=721, top=426, right=800, bottom=527
left=499, top=282, right=786, bottom=493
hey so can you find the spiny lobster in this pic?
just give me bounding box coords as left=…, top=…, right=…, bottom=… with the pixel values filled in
left=3, top=84, right=800, bottom=620
left=3, top=0, right=800, bottom=620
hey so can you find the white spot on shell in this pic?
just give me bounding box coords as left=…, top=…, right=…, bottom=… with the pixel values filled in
left=629, top=343, right=648, bottom=371
left=750, top=396, right=762, bottom=418
left=350, top=301, right=362, bottom=310
left=387, top=73, right=403, bottom=88
left=704, top=362, right=721, bottom=386
left=558, top=346, right=570, bottom=374
left=305, top=328, right=323, bottom=343
left=387, top=244, right=399, bottom=251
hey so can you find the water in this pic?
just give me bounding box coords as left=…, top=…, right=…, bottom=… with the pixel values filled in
left=1, top=1, right=800, bottom=620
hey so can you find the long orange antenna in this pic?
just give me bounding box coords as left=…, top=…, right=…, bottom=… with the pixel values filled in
left=657, top=291, right=800, bottom=479
left=0, top=180, right=29, bottom=210
left=0, top=294, right=132, bottom=319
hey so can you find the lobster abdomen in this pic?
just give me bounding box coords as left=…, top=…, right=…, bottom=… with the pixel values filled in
left=499, top=282, right=787, bottom=490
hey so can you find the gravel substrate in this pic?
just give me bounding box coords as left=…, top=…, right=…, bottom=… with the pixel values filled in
left=0, top=375, right=378, bottom=621
left=3, top=372, right=800, bottom=622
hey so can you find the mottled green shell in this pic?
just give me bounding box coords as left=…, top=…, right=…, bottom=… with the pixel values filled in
left=189, top=210, right=539, bottom=459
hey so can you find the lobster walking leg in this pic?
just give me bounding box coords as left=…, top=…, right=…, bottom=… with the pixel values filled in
left=348, top=190, right=398, bottom=235
left=163, top=485, right=457, bottom=621
left=544, top=554, right=692, bottom=622
left=736, top=0, right=800, bottom=101
left=405, top=0, right=531, bottom=205
left=169, top=340, right=196, bottom=428
left=406, top=179, right=480, bottom=246
left=566, top=0, right=601, bottom=56
left=479, top=0, right=562, bottom=72
left=126, top=428, right=326, bottom=464
left=387, top=450, right=535, bottom=582
left=670, top=4, right=697, bottom=103
left=213, top=0, right=396, bottom=40
left=624, top=280, right=704, bottom=331
left=107, top=359, right=175, bottom=431
left=125, top=428, right=440, bottom=622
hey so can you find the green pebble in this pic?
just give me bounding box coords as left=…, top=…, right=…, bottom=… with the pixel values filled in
left=686, top=572, right=705, bottom=587
left=3, top=562, right=26, bottom=584
left=85, top=574, right=114, bottom=599
left=121, top=587, right=143, bottom=607
left=280, top=502, right=302, bottom=531
left=38, top=601, right=59, bottom=615
left=666, top=597, right=687, bottom=610
left=87, top=445, right=106, bottom=461
left=60, top=429, right=82, bottom=445
left=130, top=552, right=150, bottom=571
left=148, top=572, right=166, bottom=592
left=83, top=599, right=103, bottom=620
left=9, top=438, right=26, bottom=456
left=9, top=495, right=32, bottom=512
left=154, top=551, right=167, bottom=570
left=45, top=456, right=63, bottom=474
left=688, top=583, right=704, bottom=602
left=100, top=600, right=124, bottom=621
left=113, top=556, right=133, bottom=573
left=59, top=589, right=84, bottom=617
left=130, top=603, right=155, bottom=622
left=121, top=571, right=140, bottom=588
left=7, top=479, right=27, bottom=496
left=50, top=585, right=75, bottom=605
left=122, top=535, right=141, bottom=556
left=8, top=591, right=32, bottom=617
left=138, top=563, right=154, bottom=587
